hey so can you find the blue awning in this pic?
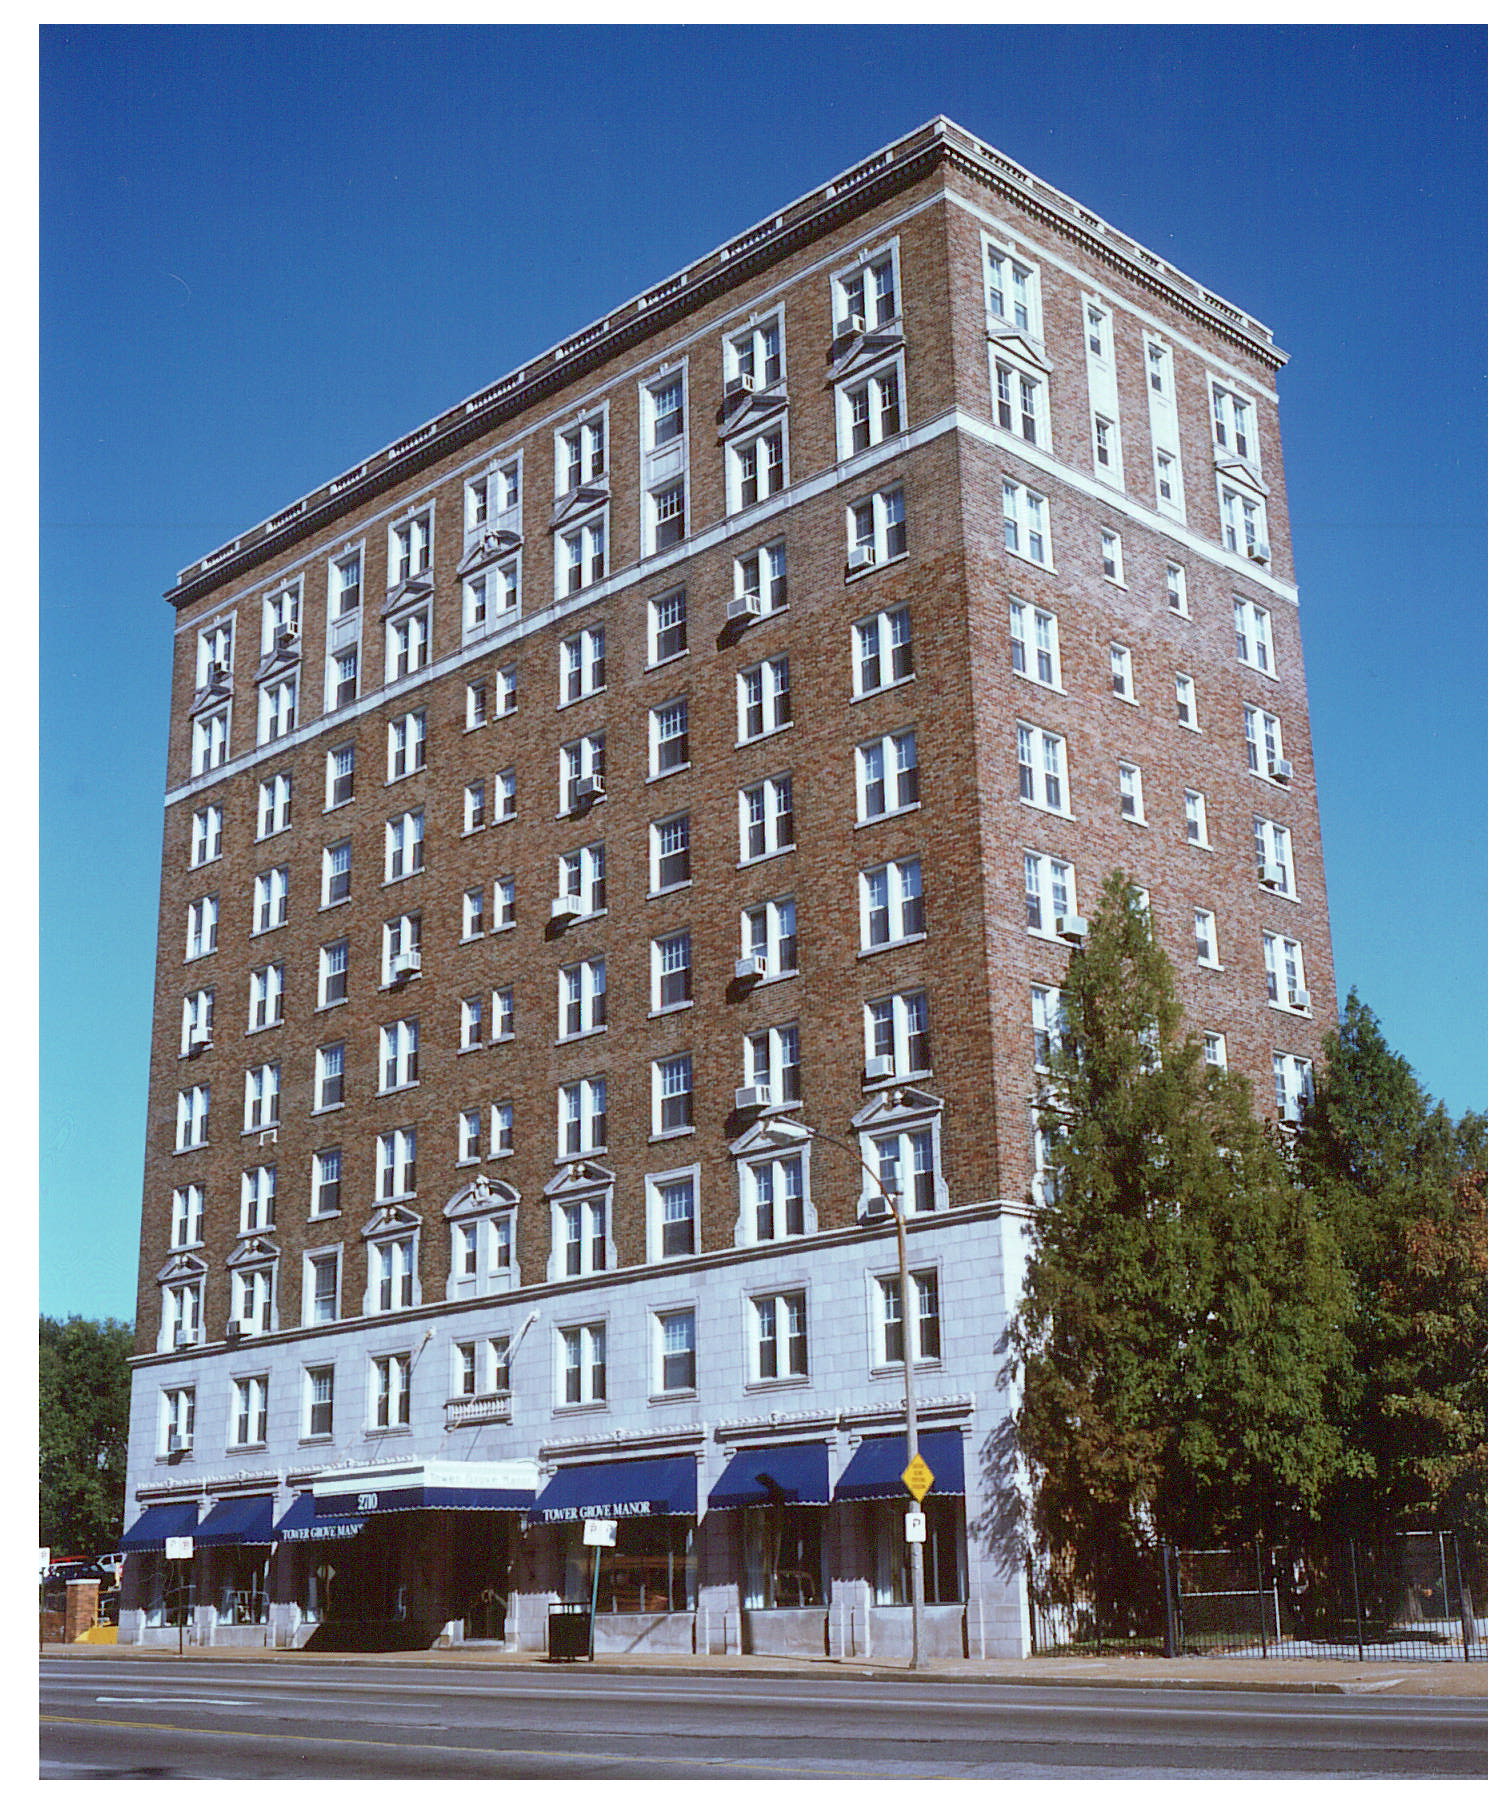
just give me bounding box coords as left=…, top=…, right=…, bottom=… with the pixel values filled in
left=832, top=1429, right=966, bottom=1502
left=528, top=1455, right=698, bottom=1524
left=708, top=1443, right=830, bottom=1509
left=272, top=1494, right=366, bottom=1544
left=314, top=1484, right=535, bottom=1520
left=194, top=1494, right=276, bottom=1546
left=119, top=1501, right=200, bottom=1552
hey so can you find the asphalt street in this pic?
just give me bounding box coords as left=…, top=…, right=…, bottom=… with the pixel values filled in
left=39, top=1657, right=1487, bottom=1779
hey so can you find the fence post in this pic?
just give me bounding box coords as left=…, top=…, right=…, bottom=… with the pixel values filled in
left=1161, top=1542, right=1177, bottom=1659
left=1255, top=1540, right=1269, bottom=1659
left=1451, top=1534, right=1475, bottom=1663
left=1348, top=1540, right=1364, bottom=1661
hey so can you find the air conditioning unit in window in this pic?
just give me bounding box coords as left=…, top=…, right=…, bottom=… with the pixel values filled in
left=725, top=592, right=758, bottom=624
left=842, top=312, right=867, bottom=338
left=847, top=544, right=876, bottom=571
left=733, top=954, right=767, bottom=984
left=734, top=1084, right=773, bottom=1113
left=391, top=948, right=422, bottom=979
left=569, top=774, right=605, bottom=810
left=858, top=1191, right=893, bottom=1222
left=1248, top=545, right=1271, bottom=565
left=1057, top=914, right=1089, bottom=944
left=1259, top=864, right=1284, bottom=889
left=1289, top=987, right=1311, bottom=1010
left=1279, top=1102, right=1302, bottom=1123
left=274, top=627, right=300, bottom=652
left=166, top=1429, right=185, bottom=1455
left=865, top=1055, right=896, bottom=1084
left=724, top=373, right=756, bottom=398
left=186, top=1026, right=212, bottom=1055
left=173, top=1328, right=195, bottom=1350
left=1271, top=757, right=1294, bottom=784
left=205, top=663, right=230, bottom=689
left=551, top=893, right=587, bottom=924
left=224, top=1320, right=244, bottom=1342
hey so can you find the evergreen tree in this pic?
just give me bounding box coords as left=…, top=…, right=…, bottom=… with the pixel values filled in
left=39, top=1315, right=133, bottom=1554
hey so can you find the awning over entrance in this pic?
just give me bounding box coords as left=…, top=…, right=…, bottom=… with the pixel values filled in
left=194, top=1493, right=276, bottom=1546
left=707, top=1443, right=830, bottom=1509
left=832, top=1428, right=966, bottom=1502
left=313, top=1483, right=534, bottom=1519
left=528, top=1455, right=698, bottom=1524
left=273, top=1494, right=367, bottom=1544
left=119, top=1501, right=200, bottom=1552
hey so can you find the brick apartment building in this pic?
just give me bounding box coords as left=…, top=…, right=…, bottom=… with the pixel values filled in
left=118, top=117, right=1334, bottom=1658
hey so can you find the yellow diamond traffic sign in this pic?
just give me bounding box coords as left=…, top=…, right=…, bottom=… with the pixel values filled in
left=902, top=1454, right=934, bottom=1502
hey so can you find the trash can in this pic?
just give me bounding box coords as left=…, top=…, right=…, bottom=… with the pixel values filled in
left=547, top=1601, right=592, bottom=1661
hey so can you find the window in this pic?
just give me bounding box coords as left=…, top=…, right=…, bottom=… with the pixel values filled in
left=558, top=1078, right=607, bottom=1156
left=993, top=358, right=1046, bottom=445
left=560, top=734, right=606, bottom=813
left=497, top=664, right=518, bottom=715
left=649, top=1174, right=697, bottom=1259
left=1024, top=851, right=1077, bottom=937
left=164, top=1280, right=201, bottom=1350
left=196, top=617, right=233, bottom=689
left=256, top=774, right=291, bottom=839
left=1101, top=528, right=1124, bottom=584
left=461, top=888, right=484, bottom=940
left=313, top=1147, right=342, bottom=1216
left=733, top=541, right=788, bottom=617
left=558, top=517, right=606, bottom=595
left=321, top=839, right=351, bottom=907
left=379, top=1019, right=420, bottom=1092
left=231, top=1376, right=268, bottom=1448
left=646, top=373, right=684, bottom=451
left=1184, top=789, right=1209, bottom=847
left=327, top=647, right=358, bottom=712
left=742, top=896, right=797, bottom=979
left=332, top=551, right=362, bottom=616
left=838, top=363, right=903, bottom=458
left=560, top=1323, right=607, bottom=1405
left=371, top=1352, right=411, bottom=1427
left=740, top=775, right=794, bottom=861
left=556, top=1195, right=607, bottom=1278
left=248, top=963, right=284, bottom=1031
left=1155, top=450, right=1180, bottom=510
left=180, top=989, right=214, bottom=1056
left=170, top=1183, right=204, bottom=1249
left=491, top=877, right=515, bottom=931
left=1166, top=562, right=1188, bottom=615
left=257, top=677, right=296, bottom=745
left=866, top=990, right=930, bottom=1078
left=559, top=414, right=606, bottom=492
left=737, top=657, right=791, bottom=741
left=1146, top=339, right=1174, bottom=399
left=649, top=588, right=687, bottom=664
left=650, top=482, right=685, bottom=554
left=985, top=242, right=1037, bottom=334
left=1195, top=908, right=1221, bottom=966
left=189, top=805, right=222, bottom=868
left=1118, top=761, right=1144, bottom=822
left=1010, top=601, right=1058, bottom=689
left=655, top=1309, right=697, bottom=1394
left=1085, top=303, right=1113, bottom=364
left=465, top=679, right=487, bottom=730
left=325, top=742, right=354, bottom=809
left=753, top=1291, right=808, bottom=1380
left=1031, top=983, right=1062, bottom=1069
left=1175, top=672, right=1199, bottom=730
left=654, top=1054, right=694, bottom=1134
left=490, top=1102, right=514, bottom=1157
left=252, top=867, right=289, bottom=934
left=1274, top=1052, right=1315, bottom=1123
left=1264, top=932, right=1309, bottom=1010
left=870, top=1127, right=937, bottom=1215
left=858, top=731, right=919, bottom=820
left=876, top=1269, right=940, bottom=1363
left=1203, top=1031, right=1227, bottom=1072
left=243, top=1063, right=279, bottom=1132
left=458, top=1109, right=482, bottom=1163
left=745, top=1156, right=807, bottom=1244
left=1254, top=816, right=1298, bottom=896
left=388, top=710, right=427, bottom=781
left=728, top=423, right=785, bottom=512
left=651, top=813, right=691, bottom=890
left=847, top=485, right=906, bottom=570
left=191, top=706, right=229, bottom=775
left=1212, top=383, right=1258, bottom=463
left=314, top=1042, right=345, bottom=1110
left=371, top=1236, right=416, bottom=1311
left=1234, top=598, right=1276, bottom=675
left=186, top=896, right=218, bottom=960
left=1001, top=479, right=1050, bottom=564
left=1219, top=483, right=1267, bottom=561
left=559, top=841, right=608, bottom=915
left=835, top=249, right=897, bottom=332
left=385, top=607, right=430, bottom=682
left=727, top=317, right=783, bottom=389
left=559, top=959, right=607, bottom=1038
left=462, top=781, right=485, bottom=835
left=853, top=604, right=913, bottom=695
left=745, top=1023, right=801, bottom=1105
left=1094, top=415, right=1118, bottom=475
left=378, top=1128, right=417, bottom=1201
left=390, top=512, right=431, bottom=584
left=160, top=1386, right=195, bottom=1456
left=266, top=586, right=299, bottom=655
left=1110, top=643, right=1135, bottom=701
left=381, top=913, right=422, bottom=986
left=1017, top=724, right=1070, bottom=814
left=1245, top=704, right=1287, bottom=780
left=230, top=1264, right=274, bottom=1336
left=459, top=995, right=485, bottom=1052
left=454, top=1334, right=512, bottom=1395
left=304, top=1365, right=335, bottom=1437
left=650, top=698, right=689, bottom=776
left=860, top=857, right=925, bottom=949
left=491, top=986, right=514, bottom=1042
left=560, top=627, right=606, bottom=704
left=386, top=810, right=424, bottom=880
left=462, top=560, right=519, bottom=637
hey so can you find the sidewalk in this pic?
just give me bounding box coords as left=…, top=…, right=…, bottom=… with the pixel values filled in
left=42, top=1640, right=1487, bottom=1699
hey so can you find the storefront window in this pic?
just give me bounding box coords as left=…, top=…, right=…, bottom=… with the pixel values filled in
left=564, top=1517, right=696, bottom=1614
left=212, top=1547, right=269, bottom=1623
left=742, top=1507, right=826, bottom=1609
left=871, top=1496, right=968, bottom=1606
left=140, top=1553, right=193, bottom=1627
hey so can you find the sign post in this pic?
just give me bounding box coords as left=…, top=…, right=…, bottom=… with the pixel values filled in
left=165, top=1536, right=194, bottom=1656
left=581, top=1518, right=616, bottom=1662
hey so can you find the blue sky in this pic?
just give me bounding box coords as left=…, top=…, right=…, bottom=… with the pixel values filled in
left=39, top=24, right=1487, bottom=1325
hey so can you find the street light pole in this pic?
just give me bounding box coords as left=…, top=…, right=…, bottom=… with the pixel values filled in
left=761, top=1115, right=929, bottom=1670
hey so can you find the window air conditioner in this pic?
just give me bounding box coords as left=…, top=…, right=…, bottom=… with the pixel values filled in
left=1271, top=757, right=1294, bottom=784
left=724, top=373, right=756, bottom=398
left=1279, top=1103, right=1301, bottom=1123
left=206, top=663, right=230, bottom=688
left=1248, top=545, right=1271, bottom=565
left=842, top=312, right=867, bottom=337
left=551, top=893, right=586, bottom=923
left=1289, top=987, right=1311, bottom=1010
left=569, top=774, right=605, bottom=810
left=274, top=627, right=300, bottom=653
left=187, top=1026, right=211, bottom=1054
left=865, top=1055, right=896, bottom=1083
left=1259, top=864, right=1284, bottom=888
left=733, top=954, right=767, bottom=983
left=392, top=948, right=422, bottom=978
left=734, top=1084, right=773, bottom=1112
left=173, top=1327, right=194, bottom=1350
left=726, top=592, right=758, bottom=624
left=859, top=1191, right=893, bottom=1222
left=224, top=1320, right=244, bottom=1341
left=166, top=1429, right=184, bottom=1454
left=1057, top=914, right=1089, bottom=944
left=848, top=544, right=876, bottom=571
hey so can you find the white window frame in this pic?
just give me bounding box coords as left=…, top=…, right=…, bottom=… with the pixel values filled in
left=652, top=1053, right=694, bottom=1136
left=1234, top=597, right=1277, bottom=676
left=557, top=1077, right=607, bottom=1158
left=852, top=604, right=913, bottom=696
left=387, top=710, right=427, bottom=782
left=744, top=1021, right=801, bottom=1106
left=304, top=1249, right=341, bottom=1326
left=741, top=1154, right=810, bottom=1247
left=558, top=841, right=607, bottom=916
left=651, top=930, right=692, bottom=1012
left=385, top=810, right=425, bottom=881
left=1175, top=672, right=1200, bottom=731
left=1017, top=723, right=1071, bottom=815
left=170, top=1183, right=204, bottom=1249
left=1024, top=851, right=1077, bottom=938
left=557, top=413, right=606, bottom=494
left=992, top=355, right=1048, bottom=448
left=248, top=962, right=284, bottom=1031
left=832, top=244, right=899, bottom=335
left=242, top=1062, right=279, bottom=1132
left=1109, top=643, right=1135, bottom=702
left=653, top=1307, right=697, bottom=1395
left=739, top=775, right=794, bottom=862
left=1195, top=908, right=1221, bottom=967
left=741, top=896, right=797, bottom=980
left=1100, top=527, right=1124, bottom=586
left=321, top=839, right=351, bottom=908
left=189, top=805, right=223, bottom=868
left=650, top=812, right=691, bottom=892
left=726, top=420, right=786, bottom=515
left=864, top=989, right=930, bottom=1079
left=837, top=360, right=905, bottom=460
left=239, top=1163, right=276, bottom=1233
left=649, top=697, right=690, bottom=778
left=737, top=656, right=792, bottom=742
left=462, top=559, right=520, bottom=639
left=557, top=514, right=607, bottom=597
left=370, top=1351, right=411, bottom=1427
left=733, top=541, right=788, bottom=618
left=647, top=1169, right=699, bottom=1262
left=257, top=675, right=297, bottom=745
left=750, top=1289, right=809, bottom=1382
left=1118, top=761, right=1145, bottom=823
left=1184, top=789, right=1210, bottom=847
left=846, top=485, right=906, bottom=572
left=1255, top=816, right=1298, bottom=898
left=191, top=706, right=230, bottom=776
left=559, top=958, right=607, bottom=1040
left=256, top=774, right=291, bottom=840
left=1001, top=479, right=1051, bottom=566
left=649, top=587, right=688, bottom=665
left=231, top=1374, right=268, bottom=1448
left=558, top=1321, right=607, bottom=1406
left=860, top=856, right=925, bottom=951
left=1263, top=932, right=1309, bottom=1011
left=312, top=1147, right=343, bottom=1217
left=186, top=895, right=218, bottom=961
left=252, top=866, right=289, bottom=935
left=560, top=626, right=606, bottom=705
left=384, top=605, right=430, bottom=683
left=984, top=239, right=1039, bottom=337
left=1010, top=601, right=1059, bottom=690
left=1245, top=703, right=1287, bottom=781
left=325, top=741, right=354, bottom=810
left=857, top=730, right=919, bottom=822
left=1166, top=561, right=1189, bottom=616
left=1274, top=1051, right=1315, bottom=1123
left=552, top=1193, right=609, bottom=1280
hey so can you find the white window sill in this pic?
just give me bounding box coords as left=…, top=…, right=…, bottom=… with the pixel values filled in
left=254, top=827, right=291, bottom=844
left=557, top=1026, right=608, bottom=1047
left=1268, top=1000, right=1313, bottom=1018
left=1112, top=692, right=1138, bottom=706
left=1003, top=547, right=1054, bottom=573
left=649, top=879, right=692, bottom=899
left=486, top=1148, right=515, bottom=1161
left=310, top=1101, right=344, bottom=1117
left=647, top=648, right=691, bottom=672
left=461, top=824, right=485, bottom=839
left=1178, top=721, right=1203, bottom=734
left=1187, top=837, right=1214, bottom=852
left=457, top=1042, right=486, bottom=1057
left=649, top=999, right=693, bottom=1019
left=315, top=996, right=348, bottom=1012
left=491, top=922, right=517, bottom=934
left=381, top=875, right=424, bottom=889
left=851, top=672, right=917, bottom=705
left=553, top=1401, right=608, bottom=1417
left=649, top=1388, right=699, bottom=1406
left=857, top=803, right=920, bottom=830
left=647, top=761, right=691, bottom=783
left=1198, top=960, right=1224, bottom=972
left=858, top=932, right=927, bottom=960
left=869, top=1357, right=942, bottom=1380
left=320, top=896, right=352, bottom=912
left=364, top=1426, right=413, bottom=1440
left=556, top=687, right=608, bottom=711
left=384, top=771, right=426, bottom=787
left=493, top=813, right=516, bottom=827
left=845, top=550, right=908, bottom=584
left=1121, top=813, right=1148, bottom=828
left=226, top=1441, right=270, bottom=1455
left=460, top=931, right=484, bottom=944
left=650, top=1126, right=696, bottom=1144
left=377, top=1082, right=420, bottom=1098
left=1237, top=662, right=1280, bottom=682
left=738, top=845, right=795, bottom=869
left=736, top=720, right=795, bottom=750
left=1019, top=800, right=1076, bottom=822
left=491, top=1032, right=515, bottom=1047
left=246, top=1021, right=284, bottom=1036
left=745, top=1374, right=811, bottom=1394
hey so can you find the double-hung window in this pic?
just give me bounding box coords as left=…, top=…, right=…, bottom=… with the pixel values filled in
left=1184, top=789, right=1209, bottom=846
left=655, top=1310, right=697, bottom=1393
left=746, top=1158, right=806, bottom=1244
left=858, top=731, right=919, bottom=820
left=390, top=513, right=431, bottom=585
left=652, top=931, right=692, bottom=1009
left=305, top=1364, right=335, bottom=1434
left=1175, top=672, right=1200, bottom=730
left=738, top=657, right=791, bottom=740
left=559, top=415, right=606, bottom=492
left=560, top=627, right=606, bottom=704
left=462, top=561, right=519, bottom=637
left=161, top=1384, right=196, bottom=1454
left=1245, top=704, right=1287, bottom=780
left=372, top=1352, right=411, bottom=1426
left=558, top=1078, right=607, bottom=1156
left=1010, top=601, right=1058, bottom=688
left=753, top=1291, right=808, bottom=1380
left=1274, top=1052, right=1314, bottom=1123
left=332, top=551, right=362, bottom=617
left=314, top=1042, right=345, bottom=1110
left=313, top=1147, right=343, bottom=1216
left=1220, top=483, right=1267, bottom=562
left=1234, top=598, right=1276, bottom=675
left=860, top=857, right=924, bottom=949
left=248, top=963, right=284, bottom=1031
left=993, top=358, right=1045, bottom=444
left=742, top=897, right=797, bottom=978
left=196, top=617, right=233, bottom=689
left=322, top=839, right=351, bottom=907
left=853, top=604, right=913, bottom=695
left=558, top=1196, right=608, bottom=1278
left=253, top=867, right=289, bottom=934
left=835, top=250, right=897, bottom=333
left=1212, top=384, right=1258, bottom=463
left=176, top=1084, right=210, bottom=1151
left=559, top=517, right=606, bottom=595
left=379, top=1019, right=420, bottom=1092
left=985, top=243, right=1037, bottom=334
left=192, top=707, right=230, bottom=775
left=650, top=1175, right=697, bottom=1259
left=866, top=989, right=930, bottom=1078
left=230, top=1264, right=274, bottom=1336
left=1001, top=480, right=1050, bottom=564
left=1031, top=984, right=1062, bottom=1070
left=559, top=842, right=608, bottom=915
left=258, top=677, right=296, bottom=745
left=1254, top=816, right=1297, bottom=897
left=190, top=805, right=223, bottom=868
left=1195, top=908, right=1220, bottom=967
left=745, top=1023, right=800, bottom=1105
left=1017, top=724, right=1069, bottom=813
left=1166, top=561, right=1188, bottom=615
left=232, top=1376, right=268, bottom=1448
left=872, top=1128, right=938, bottom=1216
left=490, top=1103, right=514, bottom=1157
left=728, top=314, right=783, bottom=390
left=649, top=588, right=687, bottom=664
left=1024, top=852, right=1077, bottom=936
left=654, top=1054, right=694, bottom=1134
left=388, top=710, right=427, bottom=781
left=180, top=990, right=214, bottom=1056
left=1263, top=932, right=1308, bottom=1010
left=377, top=1130, right=417, bottom=1201
left=650, top=698, right=689, bottom=776
left=838, top=364, right=903, bottom=458
left=876, top=1269, right=940, bottom=1363
left=386, top=810, right=424, bottom=881
left=561, top=734, right=606, bottom=813
left=491, top=877, right=515, bottom=931
left=170, top=1183, right=204, bottom=1248
left=560, top=1323, right=606, bottom=1405
left=1101, top=528, right=1124, bottom=584
left=243, top=1062, right=279, bottom=1131
left=462, top=781, right=485, bottom=835
left=385, top=607, right=430, bottom=682
left=734, top=541, right=788, bottom=617
left=328, top=647, right=358, bottom=712
left=740, top=776, right=794, bottom=861
left=257, top=775, right=291, bottom=839
left=847, top=486, right=906, bottom=570
left=651, top=813, right=691, bottom=890
left=559, top=959, right=607, bottom=1038
left=728, top=424, right=785, bottom=513
left=186, top=896, right=218, bottom=959
left=1110, top=643, right=1135, bottom=701
left=326, top=742, right=355, bottom=809
left=381, top=913, right=421, bottom=986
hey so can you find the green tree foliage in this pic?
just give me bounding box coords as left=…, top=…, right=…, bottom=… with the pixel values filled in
left=1013, top=874, right=1349, bottom=1608
left=39, top=1315, right=133, bottom=1554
